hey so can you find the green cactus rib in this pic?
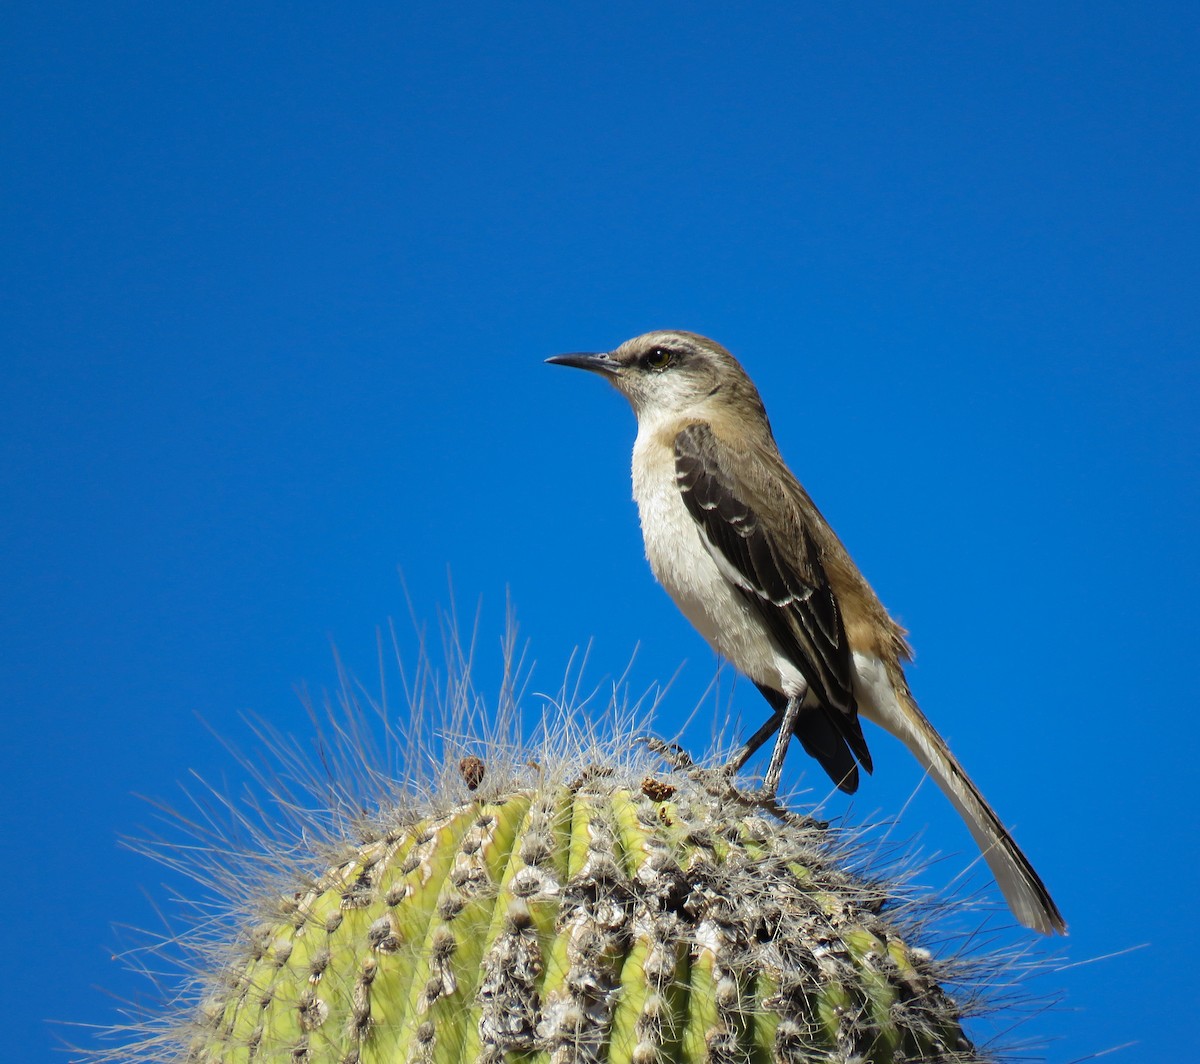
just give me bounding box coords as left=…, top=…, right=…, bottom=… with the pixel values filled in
left=190, top=772, right=982, bottom=1064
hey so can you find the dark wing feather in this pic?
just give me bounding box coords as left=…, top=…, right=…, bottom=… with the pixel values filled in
left=675, top=423, right=872, bottom=787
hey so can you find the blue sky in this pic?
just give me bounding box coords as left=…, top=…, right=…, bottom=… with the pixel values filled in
left=3, top=2, right=1197, bottom=1059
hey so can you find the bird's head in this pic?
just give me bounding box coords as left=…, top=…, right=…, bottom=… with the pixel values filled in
left=547, top=330, right=769, bottom=427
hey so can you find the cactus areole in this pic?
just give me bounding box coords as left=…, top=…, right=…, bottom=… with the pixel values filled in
left=192, top=770, right=979, bottom=1064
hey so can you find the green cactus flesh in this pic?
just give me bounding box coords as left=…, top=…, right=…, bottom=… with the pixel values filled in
left=192, top=772, right=980, bottom=1063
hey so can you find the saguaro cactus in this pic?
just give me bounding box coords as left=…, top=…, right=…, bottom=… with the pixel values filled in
left=183, top=764, right=979, bottom=1063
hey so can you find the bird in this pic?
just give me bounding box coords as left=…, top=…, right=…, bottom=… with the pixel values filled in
left=546, top=329, right=1066, bottom=935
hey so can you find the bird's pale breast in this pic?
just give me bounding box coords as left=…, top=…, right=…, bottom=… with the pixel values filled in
left=631, top=426, right=808, bottom=698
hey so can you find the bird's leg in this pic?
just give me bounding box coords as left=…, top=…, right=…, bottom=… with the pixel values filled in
left=754, top=695, right=804, bottom=801
left=724, top=708, right=783, bottom=773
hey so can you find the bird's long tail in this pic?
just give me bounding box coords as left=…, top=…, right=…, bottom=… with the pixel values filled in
left=855, top=656, right=1066, bottom=935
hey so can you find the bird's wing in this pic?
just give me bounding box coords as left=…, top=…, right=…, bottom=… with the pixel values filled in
left=674, top=422, right=872, bottom=784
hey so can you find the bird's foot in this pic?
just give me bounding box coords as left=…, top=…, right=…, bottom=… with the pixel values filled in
left=734, top=782, right=780, bottom=804
left=636, top=735, right=693, bottom=769
left=722, top=746, right=753, bottom=774
left=727, top=778, right=829, bottom=829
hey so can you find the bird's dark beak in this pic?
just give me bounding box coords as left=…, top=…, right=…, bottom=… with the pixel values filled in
left=545, top=351, right=621, bottom=377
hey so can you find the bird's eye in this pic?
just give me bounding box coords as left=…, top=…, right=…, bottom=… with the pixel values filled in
left=644, top=346, right=675, bottom=370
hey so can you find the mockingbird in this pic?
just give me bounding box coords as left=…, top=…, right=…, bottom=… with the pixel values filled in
left=547, top=329, right=1065, bottom=935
